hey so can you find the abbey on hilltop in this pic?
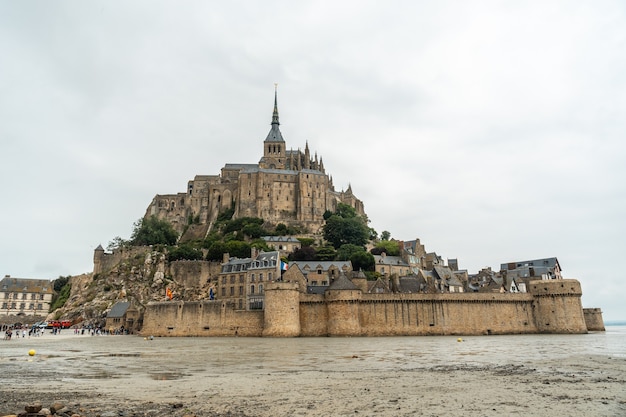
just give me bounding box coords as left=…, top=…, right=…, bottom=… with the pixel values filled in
left=146, top=87, right=365, bottom=238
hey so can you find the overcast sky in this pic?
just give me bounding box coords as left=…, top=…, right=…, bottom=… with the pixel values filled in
left=1, top=1, right=625, bottom=321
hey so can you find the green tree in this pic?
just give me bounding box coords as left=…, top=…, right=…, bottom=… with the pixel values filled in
left=315, top=245, right=337, bottom=261
left=167, top=244, right=203, bottom=261
left=289, top=246, right=316, bottom=261
left=335, top=244, right=366, bottom=261
left=131, top=216, right=178, bottom=246
left=380, top=230, right=391, bottom=241
left=53, top=276, right=70, bottom=292
left=350, top=251, right=375, bottom=272
left=275, top=223, right=289, bottom=236
left=50, top=279, right=71, bottom=311
left=335, top=203, right=358, bottom=219
left=225, top=240, right=251, bottom=258
left=371, top=240, right=401, bottom=256
left=323, top=215, right=369, bottom=249
left=223, top=217, right=264, bottom=235
left=206, top=241, right=228, bottom=261
left=297, top=237, right=315, bottom=247
left=107, top=236, right=130, bottom=251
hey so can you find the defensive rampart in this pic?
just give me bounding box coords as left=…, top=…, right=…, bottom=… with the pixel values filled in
left=583, top=308, right=606, bottom=331
left=142, top=279, right=595, bottom=337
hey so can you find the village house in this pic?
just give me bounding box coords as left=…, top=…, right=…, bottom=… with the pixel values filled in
left=373, top=252, right=413, bottom=277
left=105, top=301, right=140, bottom=333
left=262, top=236, right=301, bottom=258
left=287, top=260, right=352, bottom=293
left=500, top=257, right=561, bottom=290
left=217, top=249, right=281, bottom=311
left=0, top=275, right=54, bottom=317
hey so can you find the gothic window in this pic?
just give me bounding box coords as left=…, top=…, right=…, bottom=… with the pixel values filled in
left=230, top=287, right=234, bottom=296
left=251, top=274, right=255, bottom=282
left=260, top=273, right=263, bottom=282
left=250, top=285, right=255, bottom=294
left=268, top=272, right=272, bottom=280
left=259, top=285, right=264, bottom=294
left=239, top=286, right=244, bottom=295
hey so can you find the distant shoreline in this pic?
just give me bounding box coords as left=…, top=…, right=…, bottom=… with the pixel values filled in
left=605, top=321, right=626, bottom=326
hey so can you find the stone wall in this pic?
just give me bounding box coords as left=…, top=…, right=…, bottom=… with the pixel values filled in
left=169, top=260, right=220, bottom=289
left=142, top=279, right=595, bottom=337
left=141, top=300, right=263, bottom=337
left=583, top=308, right=606, bottom=331
left=528, top=279, right=587, bottom=334
left=299, top=294, right=327, bottom=336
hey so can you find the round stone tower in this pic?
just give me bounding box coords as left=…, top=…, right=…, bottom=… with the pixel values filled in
left=529, top=279, right=587, bottom=334
left=93, top=244, right=105, bottom=275
left=262, top=281, right=301, bottom=337
left=325, top=273, right=362, bottom=336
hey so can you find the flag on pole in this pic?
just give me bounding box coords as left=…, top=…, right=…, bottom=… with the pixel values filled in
left=166, top=287, right=173, bottom=300
left=281, top=261, right=288, bottom=271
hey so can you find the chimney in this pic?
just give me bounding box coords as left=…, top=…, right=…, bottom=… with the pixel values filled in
left=222, top=253, right=230, bottom=264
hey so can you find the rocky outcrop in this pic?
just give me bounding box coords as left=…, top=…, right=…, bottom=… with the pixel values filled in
left=49, top=248, right=218, bottom=328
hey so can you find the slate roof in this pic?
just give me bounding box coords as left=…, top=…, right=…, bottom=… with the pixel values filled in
left=500, top=257, right=560, bottom=272
left=107, top=302, right=130, bottom=318
left=327, top=273, right=358, bottom=291
left=223, top=163, right=259, bottom=170
left=307, top=286, right=328, bottom=294
left=0, top=277, right=54, bottom=294
left=262, top=236, right=301, bottom=243
left=398, top=276, right=426, bottom=293
left=221, top=251, right=279, bottom=273
left=374, top=255, right=409, bottom=266
left=291, top=260, right=352, bottom=271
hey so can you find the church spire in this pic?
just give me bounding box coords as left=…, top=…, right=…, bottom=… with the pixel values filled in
left=271, top=83, right=279, bottom=126
left=264, top=83, right=285, bottom=143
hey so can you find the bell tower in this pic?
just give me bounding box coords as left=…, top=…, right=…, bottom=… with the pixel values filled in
left=259, top=84, right=286, bottom=170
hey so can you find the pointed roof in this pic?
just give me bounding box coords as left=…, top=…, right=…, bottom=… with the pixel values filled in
left=265, top=84, right=285, bottom=143
left=327, top=272, right=358, bottom=291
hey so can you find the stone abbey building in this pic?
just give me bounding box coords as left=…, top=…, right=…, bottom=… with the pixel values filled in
left=146, top=89, right=365, bottom=238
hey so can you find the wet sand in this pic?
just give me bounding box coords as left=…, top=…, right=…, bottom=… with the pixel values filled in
left=1, top=330, right=625, bottom=416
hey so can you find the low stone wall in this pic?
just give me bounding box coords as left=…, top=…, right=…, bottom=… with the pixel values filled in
left=141, top=300, right=263, bottom=337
